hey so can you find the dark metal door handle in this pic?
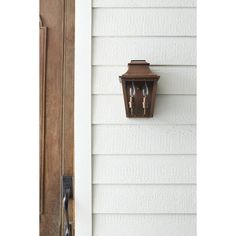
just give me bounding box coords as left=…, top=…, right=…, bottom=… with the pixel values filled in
left=62, top=176, right=73, bottom=236
left=63, top=191, right=71, bottom=236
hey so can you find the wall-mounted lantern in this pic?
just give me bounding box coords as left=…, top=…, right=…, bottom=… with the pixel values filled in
left=119, top=60, right=160, bottom=118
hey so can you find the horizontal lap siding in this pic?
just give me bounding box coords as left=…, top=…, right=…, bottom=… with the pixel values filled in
left=93, top=9, right=196, bottom=36
left=92, top=0, right=196, bottom=235
left=93, top=155, right=196, bottom=184
left=93, top=125, right=196, bottom=154
left=93, top=95, right=196, bottom=124
left=93, top=0, right=197, bottom=8
left=93, top=66, right=196, bottom=95
left=93, top=37, right=196, bottom=65
left=93, top=185, right=196, bottom=213
left=93, top=214, right=196, bottom=236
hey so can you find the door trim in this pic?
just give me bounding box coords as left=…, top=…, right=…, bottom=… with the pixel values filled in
left=74, top=0, right=92, bottom=235
left=39, top=17, right=47, bottom=216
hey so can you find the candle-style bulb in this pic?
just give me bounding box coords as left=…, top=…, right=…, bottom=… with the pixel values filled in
left=142, top=82, right=149, bottom=97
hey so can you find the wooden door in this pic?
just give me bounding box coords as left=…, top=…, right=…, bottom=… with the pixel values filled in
left=40, top=0, right=75, bottom=235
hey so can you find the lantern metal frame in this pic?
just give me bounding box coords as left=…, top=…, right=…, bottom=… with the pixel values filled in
left=119, top=60, right=160, bottom=118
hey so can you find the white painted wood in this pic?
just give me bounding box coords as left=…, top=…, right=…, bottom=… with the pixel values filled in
left=93, top=214, right=196, bottom=236
left=93, top=155, right=196, bottom=184
left=93, top=185, right=196, bottom=213
left=92, top=66, right=196, bottom=95
left=93, top=125, right=196, bottom=154
left=92, top=95, right=196, bottom=124
left=75, top=0, right=92, bottom=235
left=93, top=0, right=197, bottom=8
left=93, top=37, right=196, bottom=65
left=93, top=9, right=196, bottom=36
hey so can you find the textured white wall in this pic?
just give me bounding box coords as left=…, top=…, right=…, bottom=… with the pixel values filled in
left=92, top=0, right=196, bottom=235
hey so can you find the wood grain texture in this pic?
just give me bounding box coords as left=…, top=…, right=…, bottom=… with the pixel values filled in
left=92, top=66, right=196, bottom=95
left=93, top=185, right=196, bottom=213
left=93, top=214, right=196, bottom=236
left=93, top=155, right=196, bottom=184
left=40, top=1, right=64, bottom=234
left=93, top=0, right=197, bottom=8
left=93, top=9, right=196, bottom=36
left=93, top=125, right=196, bottom=154
left=93, top=37, right=196, bottom=65
left=40, top=0, right=75, bottom=235
left=93, top=95, right=196, bottom=124
left=61, top=0, right=75, bottom=234
left=62, top=0, right=75, bottom=179
left=40, top=23, right=47, bottom=215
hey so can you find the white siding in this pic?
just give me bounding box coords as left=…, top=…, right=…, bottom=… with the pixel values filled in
left=93, top=155, right=196, bottom=184
left=93, top=66, right=196, bottom=95
left=93, top=125, right=196, bottom=154
left=94, top=214, right=196, bottom=236
left=93, top=0, right=197, bottom=8
left=93, top=9, right=196, bottom=36
left=93, top=37, right=196, bottom=65
left=93, top=95, right=196, bottom=124
left=91, top=0, right=196, bottom=235
left=93, top=185, right=196, bottom=213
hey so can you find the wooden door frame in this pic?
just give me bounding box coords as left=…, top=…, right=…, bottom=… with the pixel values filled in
left=40, top=0, right=75, bottom=235
left=74, top=0, right=92, bottom=235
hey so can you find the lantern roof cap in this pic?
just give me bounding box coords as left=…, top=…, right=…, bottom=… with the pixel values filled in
left=119, top=60, right=160, bottom=80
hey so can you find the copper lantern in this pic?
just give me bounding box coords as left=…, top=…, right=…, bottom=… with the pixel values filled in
left=119, top=60, right=160, bottom=118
